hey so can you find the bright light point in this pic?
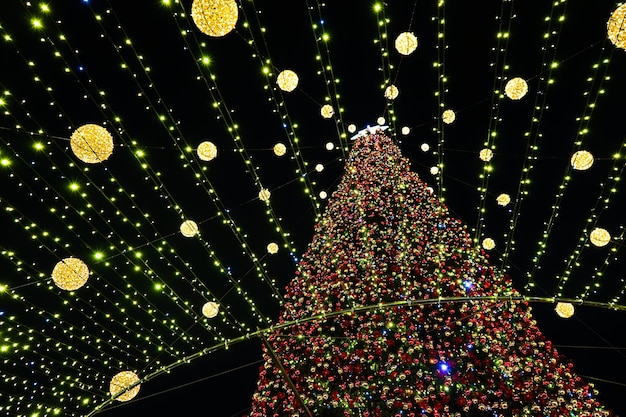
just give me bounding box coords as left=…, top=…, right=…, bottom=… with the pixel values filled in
left=201, top=56, right=210, bottom=65
left=315, top=163, right=324, bottom=172
left=262, top=66, right=270, bottom=75
left=40, top=4, right=51, bottom=12
left=69, top=183, right=80, bottom=191
left=439, top=363, right=449, bottom=372
left=0, top=158, right=11, bottom=167
left=319, top=191, right=327, bottom=199
left=325, top=142, right=334, bottom=151
left=154, top=283, right=163, bottom=291
left=162, top=0, right=171, bottom=4
left=34, top=142, right=44, bottom=150
left=31, top=18, right=43, bottom=29
left=374, top=3, right=382, bottom=12
left=94, top=252, right=104, bottom=260
left=136, top=150, right=145, bottom=157
left=0, top=284, right=6, bottom=292
left=322, top=33, right=330, bottom=41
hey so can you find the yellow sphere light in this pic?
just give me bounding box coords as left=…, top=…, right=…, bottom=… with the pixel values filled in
left=479, top=148, right=493, bottom=162
left=442, top=109, right=456, bottom=124
left=197, top=141, right=217, bottom=161
left=70, top=124, right=114, bottom=164
left=180, top=220, right=199, bottom=238
left=110, top=371, right=141, bottom=402
left=273, top=142, right=287, bottom=157
left=504, top=77, right=528, bottom=100
left=384, top=85, right=399, bottom=100
left=496, top=193, right=511, bottom=207
left=267, top=242, right=279, bottom=254
left=590, top=227, right=611, bottom=247
left=191, top=0, right=238, bottom=37
left=52, top=257, right=90, bottom=291
left=571, top=150, right=594, bottom=171
left=276, top=69, right=299, bottom=92
left=259, top=188, right=271, bottom=202
left=394, top=32, right=418, bottom=55
left=607, top=4, right=626, bottom=50
left=202, top=301, right=220, bottom=318
left=482, top=238, right=495, bottom=250
left=320, top=104, right=334, bottom=119
left=555, top=302, right=575, bottom=319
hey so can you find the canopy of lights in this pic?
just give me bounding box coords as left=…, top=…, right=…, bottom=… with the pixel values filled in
left=1, top=0, right=626, bottom=415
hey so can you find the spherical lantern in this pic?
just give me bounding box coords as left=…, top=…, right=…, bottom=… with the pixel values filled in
left=479, top=148, right=494, bottom=162
left=273, top=143, right=287, bottom=157
left=496, top=193, right=511, bottom=207
left=384, top=85, right=399, bottom=100
left=377, top=116, right=386, bottom=125
left=267, top=242, right=279, bottom=254
left=202, top=301, right=220, bottom=318
left=504, top=77, right=528, bottom=100
left=430, top=166, right=439, bottom=175
left=110, top=371, right=141, bottom=402
left=259, top=188, right=271, bottom=202
left=180, top=220, right=199, bottom=238
left=315, top=163, right=324, bottom=173
left=52, top=257, right=89, bottom=291
left=70, top=124, right=114, bottom=164
left=571, top=150, right=594, bottom=170
left=442, top=109, right=456, bottom=124
left=319, top=191, right=328, bottom=199
left=197, top=141, right=217, bottom=161
left=482, top=238, right=495, bottom=250
left=320, top=104, right=334, bottom=119
left=401, top=126, right=410, bottom=135
left=555, top=302, right=575, bottom=319
left=420, top=143, right=430, bottom=152
left=394, top=32, right=418, bottom=55
left=276, top=70, right=299, bottom=92
left=191, top=0, right=238, bottom=37
left=590, top=227, right=611, bottom=247
left=325, top=142, right=335, bottom=151
left=607, top=4, right=626, bottom=50
left=348, top=124, right=357, bottom=133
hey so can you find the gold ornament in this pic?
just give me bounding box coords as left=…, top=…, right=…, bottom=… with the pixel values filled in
left=394, top=32, right=418, bottom=55
left=259, top=188, right=271, bottom=202
left=191, top=0, right=238, bottom=37
left=479, top=148, right=493, bottom=162
left=571, top=150, right=594, bottom=170
left=401, top=126, right=410, bottom=135
left=110, top=371, right=141, bottom=402
left=52, top=257, right=89, bottom=291
left=496, top=193, right=511, bottom=206
left=377, top=116, right=386, bottom=125
left=319, top=191, right=328, bottom=199
left=384, top=85, right=399, bottom=100
left=555, top=302, right=575, bottom=319
left=482, top=238, right=495, bottom=250
left=420, top=143, right=430, bottom=152
left=197, top=141, right=217, bottom=161
left=504, top=77, right=528, bottom=100
left=315, top=164, right=324, bottom=172
left=267, top=242, right=279, bottom=254
left=608, top=4, right=626, bottom=49
left=320, top=104, right=334, bottom=119
left=590, top=227, right=611, bottom=247
left=273, top=143, right=287, bottom=157
left=348, top=124, right=357, bottom=133
left=325, top=142, right=335, bottom=151
left=180, top=220, right=199, bottom=238
left=202, top=301, right=220, bottom=318
left=70, top=124, right=114, bottom=164
left=276, top=70, right=299, bottom=92
left=430, top=166, right=439, bottom=175
left=442, top=109, right=456, bottom=124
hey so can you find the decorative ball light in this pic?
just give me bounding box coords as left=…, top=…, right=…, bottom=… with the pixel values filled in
left=607, top=4, right=626, bottom=50
left=348, top=124, right=357, bottom=133
left=377, top=116, right=386, bottom=125
left=590, top=227, right=611, bottom=247
left=70, top=124, right=114, bottom=164
left=267, top=242, right=279, bottom=254
left=191, top=0, right=238, bottom=37
left=401, top=126, right=410, bottom=135
left=496, top=193, right=511, bottom=206
left=384, top=85, right=399, bottom=100
left=180, top=220, right=199, bottom=238
left=442, top=109, right=456, bottom=124
left=571, top=150, right=594, bottom=171
left=555, top=302, right=575, bottom=319
left=394, top=32, right=418, bottom=55
left=202, top=301, right=220, bottom=318
left=315, top=163, right=324, bottom=172
left=325, top=142, right=335, bottom=151
left=479, top=148, right=494, bottom=162
left=197, top=141, right=218, bottom=161
left=110, top=371, right=141, bottom=402
left=276, top=69, right=299, bottom=92
left=52, top=257, right=90, bottom=291
left=482, top=238, right=495, bottom=250
left=259, top=188, right=271, bottom=202
left=319, top=191, right=328, bottom=199
left=430, top=166, right=439, bottom=175
left=273, top=142, right=287, bottom=157
left=420, top=143, right=430, bottom=152
left=320, top=104, right=334, bottom=119
left=504, top=77, right=528, bottom=100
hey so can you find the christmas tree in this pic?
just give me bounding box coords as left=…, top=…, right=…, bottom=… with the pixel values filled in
left=248, top=128, right=609, bottom=417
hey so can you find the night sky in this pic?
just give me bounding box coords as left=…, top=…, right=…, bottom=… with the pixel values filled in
left=1, top=1, right=626, bottom=416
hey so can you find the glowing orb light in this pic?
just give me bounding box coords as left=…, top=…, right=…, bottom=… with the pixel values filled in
left=321, top=104, right=334, bottom=119
left=197, top=141, right=217, bottom=161
left=315, top=164, right=324, bottom=172
left=202, top=301, right=220, bottom=318
left=384, top=85, right=399, bottom=100
left=325, top=142, right=335, bottom=151
left=479, top=148, right=494, bottom=162
left=110, top=371, right=141, bottom=402
left=319, top=191, right=328, bottom=199
left=420, top=143, right=430, bottom=152
left=401, top=126, right=410, bottom=135
left=348, top=124, right=357, bottom=133
left=394, top=32, right=418, bottom=55
left=496, top=193, right=511, bottom=206
left=191, top=0, right=238, bottom=37
left=273, top=143, right=287, bottom=157
left=571, top=150, right=594, bottom=171
left=52, top=257, right=89, bottom=291
left=482, top=238, right=495, bottom=250
left=180, top=220, right=199, bottom=238
left=504, top=77, right=528, bottom=100
left=267, top=242, right=279, bottom=254
left=259, top=188, right=271, bottom=202
left=377, top=116, right=386, bottom=125
left=276, top=70, right=299, bottom=92
left=590, top=227, right=611, bottom=247
left=607, top=4, right=626, bottom=49
left=555, top=302, right=575, bottom=319
left=70, top=124, right=114, bottom=164
left=430, top=166, right=439, bottom=175
left=442, top=109, right=456, bottom=124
